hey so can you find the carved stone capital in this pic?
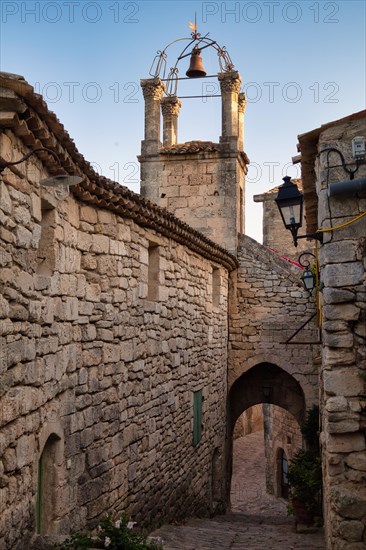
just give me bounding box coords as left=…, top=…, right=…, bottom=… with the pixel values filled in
left=141, top=78, right=165, bottom=100
left=238, top=92, right=247, bottom=113
left=218, top=71, right=242, bottom=94
left=161, top=97, right=182, bottom=117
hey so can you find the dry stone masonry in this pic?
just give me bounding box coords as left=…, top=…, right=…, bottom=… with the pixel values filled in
left=298, top=111, right=366, bottom=549
left=139, top=73, right=248, bottom=256
left=2, top=66, right=361, bottom=550
left=0, top=73, right=235, bottom=548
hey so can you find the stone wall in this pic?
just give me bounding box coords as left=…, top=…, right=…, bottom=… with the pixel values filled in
left=140, top=151, right=246, bottom=256
left=314, top=117, right=366, bottom=549
left=263, top=405, right=303, bottom=497
left=0, top=127, right=231, bottom=548
left=233, top=405, right=263, bottom=439
left=139, top=74, right=248, bottom=256
left=229, top=233, right=320, bottom=402
left=226, top=234, right=320, bottom=506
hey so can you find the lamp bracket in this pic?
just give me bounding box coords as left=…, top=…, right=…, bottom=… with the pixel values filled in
left=282, top=312, right=321, bottom=345
left=294, top=232, right=323, bottom=247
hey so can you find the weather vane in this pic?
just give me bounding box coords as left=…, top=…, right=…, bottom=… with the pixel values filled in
left=149, top=16, right=235, bottom=96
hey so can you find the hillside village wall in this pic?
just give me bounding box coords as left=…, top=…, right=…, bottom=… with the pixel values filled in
left=299, top=113, right=366, bottom=549
left=0, top=75, right=237, bottom=548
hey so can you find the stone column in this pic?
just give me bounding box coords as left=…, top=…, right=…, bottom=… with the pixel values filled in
left=161, top=96, right=182, bottom=146
left=238, top=92, right=247, bottom=152
left=218, top=71, right=242, bottom=151
left=140, top=78, right=165, bottom=155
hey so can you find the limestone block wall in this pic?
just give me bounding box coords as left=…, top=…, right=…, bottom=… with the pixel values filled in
left=0, top=130, right=230, bottom=548
left=233, top=404, right=263, bottom=439
left=140, top=151, right=246, bottom=256
left=229, top=233, right=320, bottom=405
left=315, top=118, right=366, bottom=549
left=263, top=405, right=303, bottom=496
left=139, top=73, right=248, bottom=257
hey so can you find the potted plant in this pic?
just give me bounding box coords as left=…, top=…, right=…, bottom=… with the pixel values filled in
left=287, top=405, right=322, bottom=525
left=287, top=449, right=322, bottom=525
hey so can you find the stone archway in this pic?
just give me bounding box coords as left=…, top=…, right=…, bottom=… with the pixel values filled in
left=226, top=362, right=306, bottom=505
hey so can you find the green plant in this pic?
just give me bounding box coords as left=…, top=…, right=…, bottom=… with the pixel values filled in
left=301, top=405, right=320, bottom=452
left=287, top=405, right=322, bottom=522
left=52, top=513, right=163, bottom=550
left=287, top=450, right=322, bottom=513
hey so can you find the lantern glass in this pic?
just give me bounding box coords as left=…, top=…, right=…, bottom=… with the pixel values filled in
left=275, top=176, right=304, bottom=230
left=278, top=201, right=303, bottom=229
left=301, top=267, right=315, bottom=292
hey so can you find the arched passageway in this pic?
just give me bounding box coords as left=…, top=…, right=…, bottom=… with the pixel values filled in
left=226, top=363, right=306, bottom=505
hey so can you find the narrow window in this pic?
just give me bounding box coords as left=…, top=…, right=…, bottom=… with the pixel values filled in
left=212, top=267, right=220, bottom=309
left=148, top=243, right=159, bottom=301
left=193, top=389, right=203, bottom=447
left=36, top=201, right=56, bottom=276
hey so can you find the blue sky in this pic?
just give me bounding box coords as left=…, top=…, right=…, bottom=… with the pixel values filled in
left=1, top=0, right=365, bottom=242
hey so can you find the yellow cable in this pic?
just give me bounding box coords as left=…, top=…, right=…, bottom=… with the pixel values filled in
left=312, top=210, right=366, bottom=328
left=316, top=211, right=366, bottom=234
left=314, top=241, right=322, bottom=329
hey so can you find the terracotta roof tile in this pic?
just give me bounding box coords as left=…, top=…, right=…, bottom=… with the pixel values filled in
left=161, top=141, right=220, bottom=154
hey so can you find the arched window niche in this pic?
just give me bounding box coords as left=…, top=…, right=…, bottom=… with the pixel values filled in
left=36, top=428, right=64, bottom=535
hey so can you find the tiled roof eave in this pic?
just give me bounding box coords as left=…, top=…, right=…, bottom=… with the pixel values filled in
left=73, top=182, right=238, bottom=271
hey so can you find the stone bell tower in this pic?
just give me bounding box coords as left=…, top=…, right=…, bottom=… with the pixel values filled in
left=139, top=49, right=248, bottom=256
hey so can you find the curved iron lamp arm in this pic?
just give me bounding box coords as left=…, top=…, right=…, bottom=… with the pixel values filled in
left=0, top=147, right=62, bottom=174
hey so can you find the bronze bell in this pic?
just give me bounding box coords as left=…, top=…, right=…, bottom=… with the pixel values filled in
left=186, top=45, right=207, bottom=78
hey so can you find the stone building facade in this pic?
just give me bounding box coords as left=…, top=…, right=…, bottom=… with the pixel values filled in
left=0, top=73, right=236, bottom=548
left=138, top=72, right=320, bottom=512
left=139, top=73, right=248, bottom=255
left=0, top=65, right=323, bottom=550
left=298, top=111, right=366, bottom=549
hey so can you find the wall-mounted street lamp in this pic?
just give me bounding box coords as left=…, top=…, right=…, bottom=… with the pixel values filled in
left=298, top=252, right=317, bottom=294
left=275, top=177, right=323, bottom=247
left=0, top=148, right=83, bottom=188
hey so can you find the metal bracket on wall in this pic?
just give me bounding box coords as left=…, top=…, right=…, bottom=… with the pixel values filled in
left=281, top=312, right=322, bottom=345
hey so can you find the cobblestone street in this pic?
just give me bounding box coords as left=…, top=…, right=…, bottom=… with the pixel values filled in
left=151, top=432, right=325, bottom=549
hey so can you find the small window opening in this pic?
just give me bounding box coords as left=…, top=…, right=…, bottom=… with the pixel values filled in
left=148, top=243, right=160, bottom=301
left=36, top=201, right=56, bottom=276
left=212, top=267, right=220, bottom=309
left=193, top=389, right=203, bottom=447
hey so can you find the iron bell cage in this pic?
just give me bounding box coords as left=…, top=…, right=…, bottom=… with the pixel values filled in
left=148, top=25, right=235, bottom=96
